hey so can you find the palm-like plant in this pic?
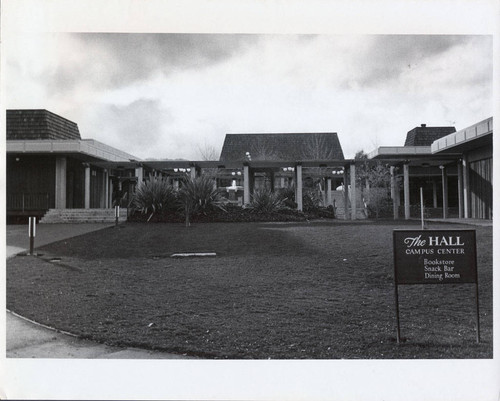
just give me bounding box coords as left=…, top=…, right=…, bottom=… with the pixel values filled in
left=178, top=175, right=222, bottom=226
left=250, top=188, right=285, bottom=212
left=131, top=178, right=177, bottom=221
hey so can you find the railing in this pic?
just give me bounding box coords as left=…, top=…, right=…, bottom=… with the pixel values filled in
left=7, top=193, right=50, bottom=211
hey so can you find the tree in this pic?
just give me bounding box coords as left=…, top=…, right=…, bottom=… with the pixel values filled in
left=197, top=142, right=220, bottom=178
left=197, top=142, right=219, bottom=161
left=301, top=134, right=335, bottom=160
left=250, top=136, right=280, bottom=160
left=355, top=150, right=393, bottom=218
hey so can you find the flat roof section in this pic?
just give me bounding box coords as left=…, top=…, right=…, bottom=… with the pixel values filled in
left=367, top=146, right=433, bottom=159
left=431, top=117, right=493, bottom=154
left=7, top=139, right=140, bottom=162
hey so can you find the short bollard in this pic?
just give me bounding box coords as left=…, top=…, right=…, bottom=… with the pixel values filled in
left=115, top=205, right=120, bottom=226
left=28, top=216, right=36, bottom=255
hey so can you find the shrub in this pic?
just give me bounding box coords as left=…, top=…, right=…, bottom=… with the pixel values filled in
left=276, top=186, right=296, bottom=209
left=365, top=187, right=392, bottom=218
left=131, top=178, right=177, bottom=221
left=302, top=189, right=321, bottom=212
left=366, top=196, right=393, bottom=218
left=250, top=188, right=285, bottom=212
left=178, top=175, right=223, bottom=226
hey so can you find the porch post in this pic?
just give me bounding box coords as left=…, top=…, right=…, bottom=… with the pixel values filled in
left=441, top=165, right=448, bottom=219
left=390, top=166, right=399, bottom=219
left=109, top=178, right=114, bottom=207
left=84, top=163, right=91, bottom=209
left=105, top=171, right=110, bottom=208
left=135, top=165, right=144, bottom=184
left=296, top=164, right=303, bottom=212
left=350, top=163, right=356, bottom=220
left=403, top=163, right=410, bottom=220
left=432, top=179, right=438, bottom=208
left=190, top=166, right=197, bottom=180
left=100, top=169, right=107, bottom=208
left=343, top=168, right=349, bottom=220
left=326, top=177, right=332, bottom=206
left=457, top=160, right=464, bottom=218
left=243, top=164, right=250, bottom=206
left=462, top=156, right=470, bottom=218
left=55, top=156, right=67, bottom=209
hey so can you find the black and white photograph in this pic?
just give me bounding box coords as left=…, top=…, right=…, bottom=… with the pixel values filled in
left=1, top=0, right=498, bottom=400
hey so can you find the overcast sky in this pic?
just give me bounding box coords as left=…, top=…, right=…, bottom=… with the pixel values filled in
left=5, top=33, right=492, bottom=160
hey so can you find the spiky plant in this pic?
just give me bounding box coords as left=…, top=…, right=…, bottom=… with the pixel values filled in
left=178, top=175, right=222, bottom=226
left=131, top=178, right=177, bottom=221
left=250, top=188, right=285, bottom=213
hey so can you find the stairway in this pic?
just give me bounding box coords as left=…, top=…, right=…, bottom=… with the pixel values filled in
left=331, top=190, right=367, bottom=220
left=40, top=208, right=128, bottom=224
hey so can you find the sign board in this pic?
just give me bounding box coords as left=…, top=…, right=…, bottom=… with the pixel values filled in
left=393, top=229, right=477, bottom=285
left=392, top=229, right=479, bottom=343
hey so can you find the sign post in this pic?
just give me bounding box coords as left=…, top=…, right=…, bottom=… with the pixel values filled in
left=115, top=205, right=120, bottom=226
left=420, top=187, right=425, bottom=230
left=28, top=216, right=36, bottom=255
left=393, top=229, right=479, bottom=343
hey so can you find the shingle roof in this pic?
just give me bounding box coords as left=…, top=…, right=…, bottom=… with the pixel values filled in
left=220, top=132, right=344, bottom=162
left=7, top=109, right=81, bottom=140
left=404, top=125, right=456, bottom=146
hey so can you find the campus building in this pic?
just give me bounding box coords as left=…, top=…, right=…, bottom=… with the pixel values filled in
left=6, top=109, right=139, bottom=222
left=6, top=109, right=493, bottom=223
left=369, top=118, right=493, bottom=220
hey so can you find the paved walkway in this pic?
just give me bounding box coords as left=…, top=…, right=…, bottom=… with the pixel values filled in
left=6, top=311, right=194, bottom=359
left=6, top=223, right=194, bottom=359
left=424, top=217, right=493, bottom=227
left=6, top=223, right=115, bottom=256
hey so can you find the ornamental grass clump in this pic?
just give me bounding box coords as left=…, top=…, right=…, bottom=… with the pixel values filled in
left=250, top=188, right=286, bottom=213
left=131, top=178, right=177, bottom=221
left=178, top=175, right=223, bottom=226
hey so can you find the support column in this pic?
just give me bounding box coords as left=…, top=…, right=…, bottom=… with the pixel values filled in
left=135, top=165, right=144, bottom=185
left=390, top=166, right=399, bottom=220
left=105, top=172, right=110, bottom=208
left=269, top=170, right=275, bottom=192
left=343, top=169, right=349, bottom=220
left=100, top=170, right=107, bottom=208
left=55, top=156, right=67, bottom=209
left=109, top=178, right=114, bottom=207
left=326, top=178, right=332, bottom=206
left=403, top=163, right=410, bottom=220
left=190, top=166, right=197, bottom=180
left=296, top=164, right=303, bottom=212
left=432, top=179, right=438, bottom=208
left=84, top=164, right=91, bottom=209
left=441, top=166, right=448, bottom=219
left=350, top=163, right=356, bottom=220
left=462, top=156, right=470, bottom=219
left=243, top=164, right=250, bottom=206
left=457, top=160, right=464, bottom=218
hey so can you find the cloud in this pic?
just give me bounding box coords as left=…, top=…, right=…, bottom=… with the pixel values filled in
left=86, top=99, right=170, bottom=159
left=5, top=33, right=492, bottom=160
left=44, top=33, right=259, bottom=92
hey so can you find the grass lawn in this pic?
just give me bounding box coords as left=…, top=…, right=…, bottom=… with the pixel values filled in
left=7, top=220, right=493, bottom=359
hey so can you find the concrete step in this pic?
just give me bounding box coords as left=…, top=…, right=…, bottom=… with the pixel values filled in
left=40, top=208, right=128, bottom=224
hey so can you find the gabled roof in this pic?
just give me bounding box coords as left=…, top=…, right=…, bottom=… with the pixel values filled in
left=404, top=124, right=456, bottom=146
left=7, top=109, right=81, bottom=140
left=219, top=132, right=344, bottom=162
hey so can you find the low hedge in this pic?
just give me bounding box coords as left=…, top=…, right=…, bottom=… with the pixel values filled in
left=128, top=204, right=335, bottom=223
